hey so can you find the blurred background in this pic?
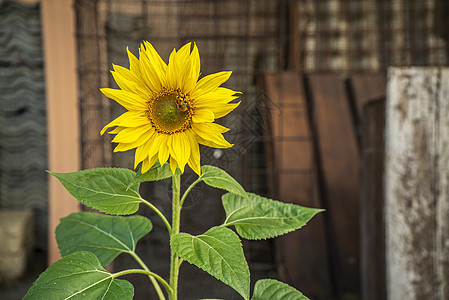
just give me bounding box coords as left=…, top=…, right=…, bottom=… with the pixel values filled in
left=1, top=0, right=449, bottom=299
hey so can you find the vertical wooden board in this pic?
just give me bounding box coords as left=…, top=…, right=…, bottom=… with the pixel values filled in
left=350, top=74, right=386, bottom=121
left=437, top=69, right=449, bottom=300
left=308, top=74, right=361, bottom=297
left=360, top=99, right=386, bottom=300
left=262, top=72, right=333, bottom=299
left=384, top=67, right=439, bottom=299
left=42, top=0, right=81, bottom=264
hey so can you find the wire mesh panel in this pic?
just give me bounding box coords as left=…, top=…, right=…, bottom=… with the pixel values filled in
left=76, top=0, right=449, bottom=176
left=75, top=0, right=449, bottom=299
left=292, top=0, right=448, bottom=73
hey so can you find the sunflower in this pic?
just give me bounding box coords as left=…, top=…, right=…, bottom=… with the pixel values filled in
left=100, top=41, right=240, bottom=175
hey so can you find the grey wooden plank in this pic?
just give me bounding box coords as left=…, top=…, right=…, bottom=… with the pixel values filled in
left=385, top=67, right=445, bottom=299
left=437, top=69, right=449, bottom=300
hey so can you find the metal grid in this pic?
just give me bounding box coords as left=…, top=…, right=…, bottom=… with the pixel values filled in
left=294, top=0, right=448, bottom=72
left=74, top=0, right=449, bottom=298
left=76, top=0, right=449, bottom=172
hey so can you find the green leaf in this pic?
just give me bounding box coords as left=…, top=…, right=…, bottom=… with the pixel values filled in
left=200, top=165, right=247, bottom=199
left=56, top=212, right=152, bottom=266
left=133, top=161, right=182, bottom=184
left=171, top=226, right=250, bottom=300
left=49, top=168, right=142, bottom=215
left=252, top=279, right=308, bottom=300
left=24, top=251, right=134, bottom=300
left=222, top=192, right=323, bottom=240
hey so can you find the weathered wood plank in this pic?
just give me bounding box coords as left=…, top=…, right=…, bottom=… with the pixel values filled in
left=437, top=69, right=449, bottom=300
left=262, top=72, right=333, bottom=299
left=308, top=74, right=361, bottom=298
left=360, top=99, right=386, bottom=300
left=384, top=67, right=444, bottom=299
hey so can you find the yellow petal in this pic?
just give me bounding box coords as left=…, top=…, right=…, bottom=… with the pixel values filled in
left=101, top=111, right=150, bottom=135
left=194, top=92, right=240, bottom=107
left=179, top=43, right=200, bottom=93
left=191, top=71, right=232, bottom=98
left=110, top=69, right=135, bottom=93
left=140, top=42, right=166, bottom=90
left=196, top=122, right=230, bottom=133
left=108, top=127, right=123, bottom=134
left=142, top=154, right=158, bottom=174
left=112, top=64, right=149, bottom=99
left=187, top=133, right=201, bottom=175
left=158, top=136, right=170, bottom=165
left=134, top=137, right=154, bottom=168
left=113, top=128, right=155, bottom=152
left=192, top=108, right=215, bottom=123
left=112, top=124, right=153, bottom=143
left=117, top=112, right=150, bottom=128
left=139, top=48, right=162, bottom=94
left=127, top=47, right=141, bottom=75
left=100, top=88, right=147, bottom=111
left=170, top=156, right=178, bottom=174
left=192, top=123, right=233, bottom=149
left=194, top=87, right=240, bottom=101
left=146, top=134, right=167, bottom=162
left=166, top=43, right=193, bottom=91
left=184, top=43, right=201, bottom=92
left=166, top=48, right=179, bottom=90
left=143, top=41, right=167, bottom=81
left=170, top=132, right=191, bottom=172
left=210, top=102, right=240, bottom=119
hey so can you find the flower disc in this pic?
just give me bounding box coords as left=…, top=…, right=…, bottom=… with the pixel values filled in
left=148, top=89, right=192, bottom=134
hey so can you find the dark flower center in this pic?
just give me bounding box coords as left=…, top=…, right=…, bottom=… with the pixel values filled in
left=147, top=89, right=192, bottom=134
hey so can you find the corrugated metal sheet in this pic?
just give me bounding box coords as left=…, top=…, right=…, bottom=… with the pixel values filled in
left=0, top=0, right=47, bottom=251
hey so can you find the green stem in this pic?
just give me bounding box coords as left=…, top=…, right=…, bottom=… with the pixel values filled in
left=129, top=251, right=166, bottom=300
left=179, top=177, right=202, bottom=208
left=140, top=198, right=172, bottom=234
left=169, top=174, right=181, bottom=300
left=112, top=269, right=172, bottom=295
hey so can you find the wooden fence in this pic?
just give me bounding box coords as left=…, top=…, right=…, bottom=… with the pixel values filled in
left=262, top=68, right=448, bottom=300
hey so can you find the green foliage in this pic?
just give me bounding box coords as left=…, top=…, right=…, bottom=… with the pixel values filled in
left=171, top=226, right=250, bottom=300
left=200, top=165, right=248, bottom=199
left=222, top=192, right=323, bottom=240
left=48, top=168, right=142, bottom=215
left=41, top=165, right=317, bottom=300
left=252, top=279, right=308, bottom=300
left=24, top=252, right=134, bottom=300
left=56, top=212, right=152, bottom=266
left=133, top=161, right=182, bottom=184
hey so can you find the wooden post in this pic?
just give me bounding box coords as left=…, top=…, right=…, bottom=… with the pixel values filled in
left=41, top=0, right=81, bottom=264
left=385, top=67, right=449, bottom=299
